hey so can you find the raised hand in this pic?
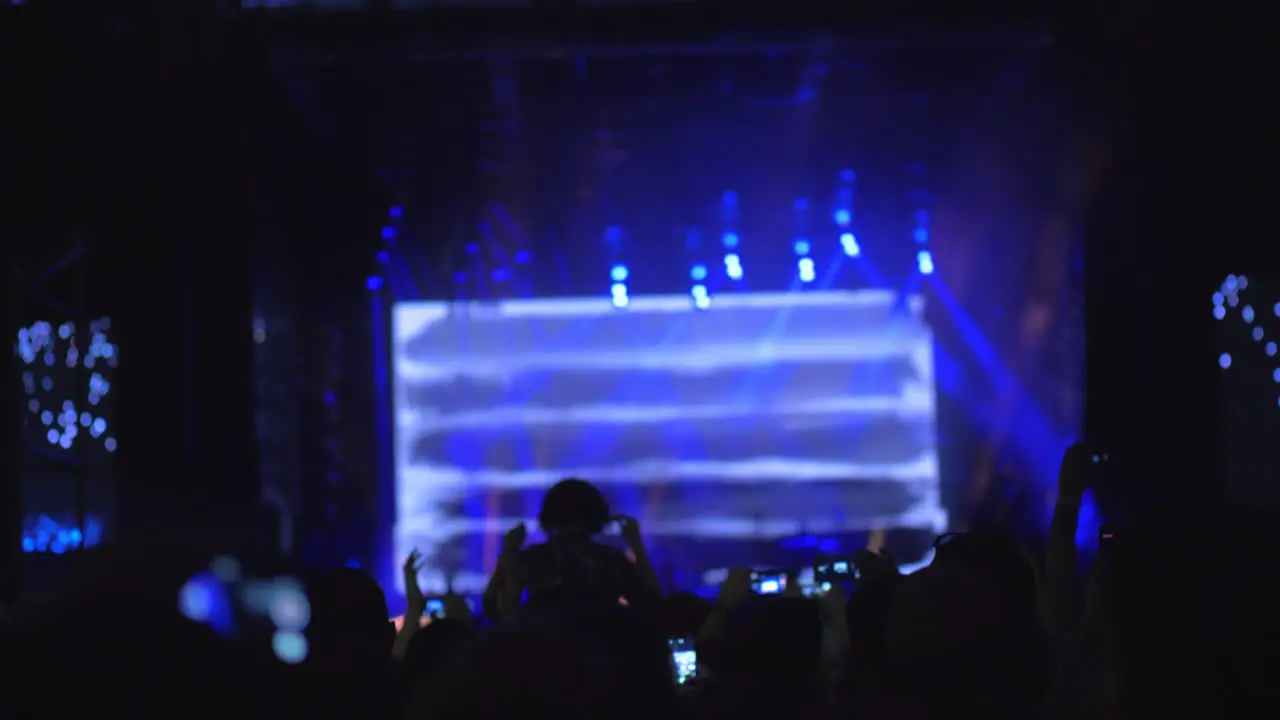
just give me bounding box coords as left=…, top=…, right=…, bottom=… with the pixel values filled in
left=440, top=592, right=473, bottom=625
left=1058, top=442, right=1094, bottom=502
left=403, top=549, right=427, bottom=616
left=717, top=567, right=753, bottom=609
left=502, top=521, right=527, bottom=554
left=815, top=580, right=849, bottom=635
left=614, top=514, right=643, bottom=551
left=853, top=547, right=899, bottom=584
left=781, top=570, right=805, bottom=598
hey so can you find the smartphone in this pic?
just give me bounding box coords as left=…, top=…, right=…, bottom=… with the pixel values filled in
left=669, top=636, right=697, bottom=684
left=425, top=598, right=446, bottom=620
left=802, top=581, right=831, bottom=597
left=814, top=559, right=857, bottom=585
left=750, top=570, right=787, bottom=594
left=178, top=555, right=312, bottom=665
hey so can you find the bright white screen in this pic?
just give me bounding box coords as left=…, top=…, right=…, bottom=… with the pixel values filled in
left=393, top=290, right=944, bottom=593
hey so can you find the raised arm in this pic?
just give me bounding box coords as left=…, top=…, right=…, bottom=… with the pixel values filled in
left=392, top=549, right=426, bottom=658
left=615, top=515, right=663, bottom=601
left=1043, top=443, right=1091, bottom=641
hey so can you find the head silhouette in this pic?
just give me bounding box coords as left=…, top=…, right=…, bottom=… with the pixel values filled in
left=403, top=618, right=475, bottom=682
left=876, top=535, right=1051, bottom=719
left=305, top=566, right=395, bottom=665
left=406, top=622, right=617, bottom=720
left=726, top=597, right=824, bottom=684
left=538, top=478, right=611, bottom=537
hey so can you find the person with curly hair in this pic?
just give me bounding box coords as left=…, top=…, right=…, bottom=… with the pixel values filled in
left=484, top=478, right=662, bottom=619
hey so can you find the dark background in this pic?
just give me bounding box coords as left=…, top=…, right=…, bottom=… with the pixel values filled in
left=2, top=0, right=1265, bottom=604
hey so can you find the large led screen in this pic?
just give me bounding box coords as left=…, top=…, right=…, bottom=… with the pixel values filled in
left=393, top=290, right=943, bottom=594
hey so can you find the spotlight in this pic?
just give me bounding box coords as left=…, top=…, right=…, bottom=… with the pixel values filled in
left=611, top=282, right=629, bottom=308
left=724, top=254, right=743, bottom=280
left=691, top=284, right=710, bottom=309
left=916, top=250, right=935, bottom=275
left=798, top=258, right=816, bottom=283
left=840, top=233, right=860, bottom=257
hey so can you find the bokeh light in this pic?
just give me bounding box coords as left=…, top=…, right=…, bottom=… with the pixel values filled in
left=20, top=514, right=104, bottom=553
left=16, top=317, right=118, bottom=453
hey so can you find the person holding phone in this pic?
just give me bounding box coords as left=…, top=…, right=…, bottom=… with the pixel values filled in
left=487, top=478, right=662, bottom=618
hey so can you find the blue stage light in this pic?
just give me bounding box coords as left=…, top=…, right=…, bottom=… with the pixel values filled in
left=793, top=239, right=811, bottom=256
left=722, top=232, right=739, bottom=248
left=798, top=258, right=816, bottom=283
left=833, top=209, right=851, bottom=226
left=690, top=265, right=708, bottom=281
left=610, top=282, right=629, bottom=308
left=839, top=233, right=860, bottom=257
left=690, top=284, right=710, bottom=309
left=381, top=227, right=396, bottom=240
left=389, top=206, right=403, bottom=219
left=724, top=253, right=743, bottom=280
left=917, top=250, right=935, bottom=275
left=366, top=276, right=383, bottom=291
left=611, top=264, right=629, bottom=282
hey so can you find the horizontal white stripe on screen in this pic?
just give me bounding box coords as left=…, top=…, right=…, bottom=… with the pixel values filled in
left=397, top=453, right=940, bottom=492
left=396, top=390, right=935, bottom=431
left=396, top=336, right=932, bottom=380
left=394, top=503, right=949, bottom=540
left=393, top=291, right=925, bottom=330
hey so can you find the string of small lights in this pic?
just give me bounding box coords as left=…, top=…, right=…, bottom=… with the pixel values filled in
left=1215, top=274, right=1279, bottom=378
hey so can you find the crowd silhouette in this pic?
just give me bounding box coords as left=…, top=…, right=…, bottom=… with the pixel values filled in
left=3, top=443, right=1278, bottom=720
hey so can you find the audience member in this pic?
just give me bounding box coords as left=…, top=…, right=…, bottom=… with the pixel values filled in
left=11, top=453, right=1275, bottom=720
left=487, top=478, right=662, bottom=618
left=404, top=622, right=619, bottom=720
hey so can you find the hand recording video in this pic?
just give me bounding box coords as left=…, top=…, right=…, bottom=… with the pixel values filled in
left=425, top=598, right=446, bottom=620
left=750, top=570, right=788, bottom=595
left=814, top=559, right=857, bottom=585
left=669, top=636, right=697, bottom=685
